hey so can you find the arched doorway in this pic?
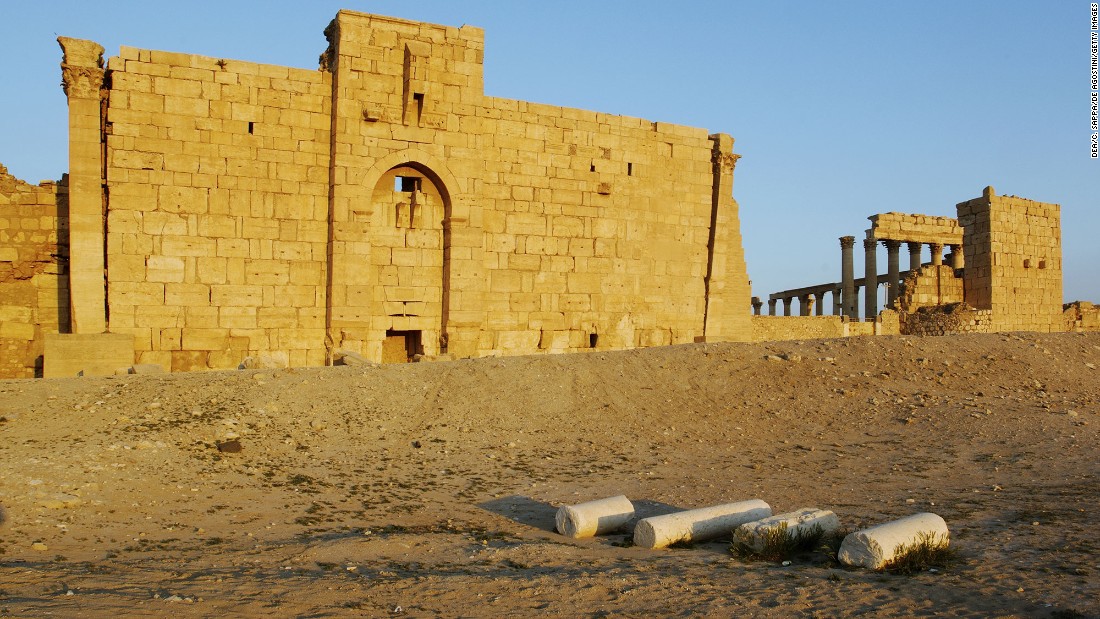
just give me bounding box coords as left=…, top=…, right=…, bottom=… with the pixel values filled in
left=370, top=164, right=448, bottom=362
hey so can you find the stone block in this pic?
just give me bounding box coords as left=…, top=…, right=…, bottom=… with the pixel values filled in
left=43, top=333, right=136, bottom=378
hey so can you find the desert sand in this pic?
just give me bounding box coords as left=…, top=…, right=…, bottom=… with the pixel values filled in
left=1, top=332, right=1098, bottom=618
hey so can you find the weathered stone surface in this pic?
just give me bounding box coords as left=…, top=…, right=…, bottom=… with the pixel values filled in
left=238, top=352, right=288, bottom=370
left=333, top=349, right=372, bottom=366
left=837, top=512, right=949, bottom=569
left=555, top=495, right=635, bottom=539
left=129, top=363, right=166, bottom=374
left=42, top=333, right=135, bottom=378
left=735, top=508, right=840, bottom=554
left=633, top=499, right=771, bottom=549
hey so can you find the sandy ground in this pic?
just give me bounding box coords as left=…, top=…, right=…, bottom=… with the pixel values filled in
left=1, top=332, right=1098, bottom=618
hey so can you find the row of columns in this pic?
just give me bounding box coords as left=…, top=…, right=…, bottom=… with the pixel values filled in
left=839, top=236, right=962, bottom=320
left=757, top=237, right=963, bottom=320
left=755, top=288, right=844, bottom=317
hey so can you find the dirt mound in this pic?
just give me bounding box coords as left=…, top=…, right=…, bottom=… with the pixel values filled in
left=1, top=332, right=1098, bottom=617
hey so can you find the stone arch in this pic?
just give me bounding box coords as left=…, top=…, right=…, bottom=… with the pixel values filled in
left=332, top=150, right=467, bottom=362
left=358, top=149, right=465, bottom=217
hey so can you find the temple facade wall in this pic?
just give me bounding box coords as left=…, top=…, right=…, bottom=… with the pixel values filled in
left=0, top=10, right=754, bottom=376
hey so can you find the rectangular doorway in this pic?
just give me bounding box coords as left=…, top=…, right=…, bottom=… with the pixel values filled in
left=382, top=330, right=423, bottom=363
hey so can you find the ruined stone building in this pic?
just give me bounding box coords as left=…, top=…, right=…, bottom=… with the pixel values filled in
left=0, top=10, right=754, bottom=378
left=763, top=186, right=1084, bottom=338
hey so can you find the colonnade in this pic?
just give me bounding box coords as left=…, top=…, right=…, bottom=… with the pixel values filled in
left=762, top=236, right=963, bottom=320
left=838, top=236, right=962, bottom=320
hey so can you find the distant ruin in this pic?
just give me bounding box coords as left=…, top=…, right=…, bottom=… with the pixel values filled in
left=761, top=186, right=1095, bottom=339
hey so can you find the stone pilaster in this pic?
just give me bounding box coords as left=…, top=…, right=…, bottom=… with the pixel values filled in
left=58, top=37, right=106, bottom=334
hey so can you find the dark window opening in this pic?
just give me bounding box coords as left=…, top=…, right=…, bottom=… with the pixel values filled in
left=395, top=176, right=422, bottom=192
left=590, top=163, right=596, bottom=172
left=247, top=121, right=254, bottom=134
left=589, top=333, right=598, bottom=348
left=627, top=162, right=633, bottom=176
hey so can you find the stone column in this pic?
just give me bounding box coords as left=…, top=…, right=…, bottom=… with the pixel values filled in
left=751, top=297, right=762, bottom=316
left=832, top=287, right=843, bottom=315
left=814, top=292, right=825, bottom=316
left=782, top=297, right=792, bottom=316
left=948, top=244, right=964, bottom=269
left=798, top=294, right=812, bottom=316
left=863, top=237, right=878, bottom=320
left=930, top=243, right=944, bottom=266
left=884, top=240, right=901, bottom=308
left=907, top=241, right=922, bottom=273
left=840, top=236, right=856, bottom=319
left=59, top=37, right=106, bottom=334
left=768, top=298, right=777, bottom=316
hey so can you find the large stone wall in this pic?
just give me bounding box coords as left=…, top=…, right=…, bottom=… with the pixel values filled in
left=0, top=165, right=68, bottom=377
left=900, top=303, right=993, bottom=336
left=24, top=10, right=753, bottom=374
left=749, top=311, right=899, bottom=342
left=750, top=316, right=847, bottom=342
left=957, top=187, right=1062, bottom=333
left=102, top=46, right=333, bottom=371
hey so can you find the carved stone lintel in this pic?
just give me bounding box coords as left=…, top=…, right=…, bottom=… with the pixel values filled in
left=60, top=64, right=104, bottom=99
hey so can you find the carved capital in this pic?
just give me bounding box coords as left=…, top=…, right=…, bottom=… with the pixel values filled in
left=839, top=235, right=856, bottom=249
left=864, top=237, right=878, bottom=251
left=882, top=239, right=902, bottom=250
left=714, top=151, right=741, bottom=172
left=61, top=64, right=104, bottom=98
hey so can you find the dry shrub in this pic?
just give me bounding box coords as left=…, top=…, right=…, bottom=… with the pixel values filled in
left=731, top=522, right=828, bottom=562
left=880, top=531, right=955, bottom=574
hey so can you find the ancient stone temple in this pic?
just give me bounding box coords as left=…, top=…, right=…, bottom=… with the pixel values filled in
left=764, top=186, right=1071, bottom=338
left=0, top=10, right=754, bottom=377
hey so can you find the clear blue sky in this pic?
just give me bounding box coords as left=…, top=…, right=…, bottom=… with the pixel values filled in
left=1, top=1, right=1095, bottom=303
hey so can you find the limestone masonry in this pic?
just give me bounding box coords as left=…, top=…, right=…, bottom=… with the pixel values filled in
left=0, top=11, right=1088, bottom=378
left=2, top=11, right=754, bottom=377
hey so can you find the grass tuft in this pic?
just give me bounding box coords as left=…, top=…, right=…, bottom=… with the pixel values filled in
left=732, top=522, right=828, bottom=562
left=879, top=531, right=955, bottom=574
